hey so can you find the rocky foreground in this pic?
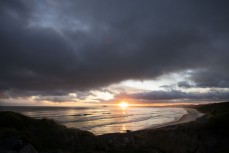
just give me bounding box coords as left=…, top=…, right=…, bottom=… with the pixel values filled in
left=1, top=102, right=229, bottom=153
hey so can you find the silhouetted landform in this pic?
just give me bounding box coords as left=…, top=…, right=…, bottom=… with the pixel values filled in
left=1, top=102, right=229, bottom=153
left=0, top=111, right=106, bottom=153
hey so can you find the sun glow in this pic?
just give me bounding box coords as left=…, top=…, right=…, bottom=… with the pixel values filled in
left=118, top=101, right=129, bottom=109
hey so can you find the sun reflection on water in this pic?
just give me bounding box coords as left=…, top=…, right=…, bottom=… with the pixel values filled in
left=122, top=109, right=127, bottom=115
left=121, top=124, right=126, bottom=132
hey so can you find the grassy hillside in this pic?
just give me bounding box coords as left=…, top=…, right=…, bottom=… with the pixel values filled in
left=0, top=111, right=106, bottom=153
left=197, top=102, right=229, bottom=130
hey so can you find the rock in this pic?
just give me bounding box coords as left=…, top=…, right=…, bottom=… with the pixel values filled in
left=126, top=130, right=131, bottom=133
left=19, top=144, right=38, bottom=153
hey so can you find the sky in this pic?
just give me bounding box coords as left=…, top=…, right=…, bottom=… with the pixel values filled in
left=0, top=0, right=229, bottom=106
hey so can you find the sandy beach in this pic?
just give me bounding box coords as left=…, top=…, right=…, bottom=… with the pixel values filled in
left=148, top=108, right=204, bottom=130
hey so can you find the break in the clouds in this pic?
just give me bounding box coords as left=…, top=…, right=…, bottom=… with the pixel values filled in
left=0, top=0, right=229, bottom=104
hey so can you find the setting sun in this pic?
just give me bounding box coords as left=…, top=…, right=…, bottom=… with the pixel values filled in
left=118, top=101, right=129, bottom=109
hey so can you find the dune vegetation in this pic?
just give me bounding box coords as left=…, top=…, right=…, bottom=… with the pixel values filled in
left=0, top=111, right=106, bottom=153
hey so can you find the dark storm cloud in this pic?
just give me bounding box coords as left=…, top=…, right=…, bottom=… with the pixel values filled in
left=177, top=81, right=193, bottom=88
left=189, top=70, right=229, bottom=88
left=178, top=70, right=229, bottom=88
left=118, top=89, right=229, bottom=101
left=4, top=89, right=71, bottom=98
left=0, top=0, right=229, bottom=98
left=33, top=95, right=76, bottom=103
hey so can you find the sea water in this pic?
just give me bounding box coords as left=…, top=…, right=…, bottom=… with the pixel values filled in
left=0, top=106, right=187, bottom=135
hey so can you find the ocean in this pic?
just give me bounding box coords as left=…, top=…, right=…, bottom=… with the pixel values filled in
left=0, top=106, right=187, bottom=135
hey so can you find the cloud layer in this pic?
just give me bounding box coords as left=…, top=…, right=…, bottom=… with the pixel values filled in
left=117, top=89, right=229, bottom=102
left=0, top=0, right=229, bottom=102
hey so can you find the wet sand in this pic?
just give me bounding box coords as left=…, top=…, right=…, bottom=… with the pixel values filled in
left=148, top=108, right=204, bottom=129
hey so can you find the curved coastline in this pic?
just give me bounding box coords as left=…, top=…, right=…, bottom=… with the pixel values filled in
left=147, top=108, right=204, bottom=130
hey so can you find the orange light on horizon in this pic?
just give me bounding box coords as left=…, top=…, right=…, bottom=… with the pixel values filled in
left=118, top=101, right=129, bottom=109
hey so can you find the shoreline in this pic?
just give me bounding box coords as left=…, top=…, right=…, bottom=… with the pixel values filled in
left=99, top=108, right=204, bottom=138
left=146, top=108, right=204, bottom=130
